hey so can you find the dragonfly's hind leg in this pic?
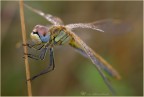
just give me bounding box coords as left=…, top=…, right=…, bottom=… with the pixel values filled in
left=24, top=53, right=40, bottom=60
left=28, top=48, right=55, bottom=81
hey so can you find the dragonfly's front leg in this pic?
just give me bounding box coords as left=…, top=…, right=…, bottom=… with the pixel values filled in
left=23, top=43, right=44, bottom=51
left=28, top=48, right=55, bottom=81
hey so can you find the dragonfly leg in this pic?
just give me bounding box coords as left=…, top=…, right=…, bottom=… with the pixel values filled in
left=39, top=47, right=48, bottom=60
left=37, top=45, right=44, bottom=50
left=22, top=43, right=36, bottom=48
left=24, top=47, right=48, bottom=60
left=28, top=48, right=55, bottom=81
left=24, top=53, right=40, bottom=60
left=23, top=43, right=44, bottom=51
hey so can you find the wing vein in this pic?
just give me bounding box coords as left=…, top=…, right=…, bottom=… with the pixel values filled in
left=69, top=31, right=117, bottom=95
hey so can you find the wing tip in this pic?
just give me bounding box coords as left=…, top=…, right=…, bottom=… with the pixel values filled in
left=114, top=73, right=121, bottom=80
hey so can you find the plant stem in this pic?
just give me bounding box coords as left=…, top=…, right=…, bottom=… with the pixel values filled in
left=19, top=0, right=32, bottom=96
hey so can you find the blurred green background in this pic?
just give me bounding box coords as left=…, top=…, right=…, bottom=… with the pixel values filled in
left=1, top=1, right=143, bottom=96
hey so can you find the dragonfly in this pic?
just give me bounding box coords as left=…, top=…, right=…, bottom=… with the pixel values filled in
left=23, top=4, right=123, bottom=95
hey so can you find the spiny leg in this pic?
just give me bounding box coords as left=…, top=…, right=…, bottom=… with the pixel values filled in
left=39, top=47, right=48, bottom=60
left=23, top=43, right=44, bottom=60
left=37, top=45, right=44, bottom=50
left=24, top=53, right=40, bottom=60
left=28, top=48, right=55, bottom=81
left=24, top=47, right=48, bottom=60
left=23, top=41, right=50, bottom=60
left=23, top=43, right=44, bottom=51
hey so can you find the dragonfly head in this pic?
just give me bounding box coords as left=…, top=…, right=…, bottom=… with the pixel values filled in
left=30, top=25, right=50, bottom=44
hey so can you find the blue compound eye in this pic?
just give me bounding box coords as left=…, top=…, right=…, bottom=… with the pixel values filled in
left=39, top=34, right=50, bottom=43
left=32, top=25, right=50, bottom=43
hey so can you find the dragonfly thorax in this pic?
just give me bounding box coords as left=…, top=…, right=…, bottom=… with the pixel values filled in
left=49, top=25, right=72, bottom=45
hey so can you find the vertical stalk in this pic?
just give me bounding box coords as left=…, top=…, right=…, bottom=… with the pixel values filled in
left=19, top=0, right=32, bottom=96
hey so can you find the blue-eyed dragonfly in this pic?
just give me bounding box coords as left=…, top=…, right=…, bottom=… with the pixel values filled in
left=23, top=4, right=123, bottom=95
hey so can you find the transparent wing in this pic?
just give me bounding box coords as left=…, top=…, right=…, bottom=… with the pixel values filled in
left=66, top=19, right=131, bottom=33
left=24, top=4, right=63, bottom=25
left=66, top=21, right=105, bottom=32
left=69, top=40, right=121, bottom=79
left=69, top=31, right=120, bottom=94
